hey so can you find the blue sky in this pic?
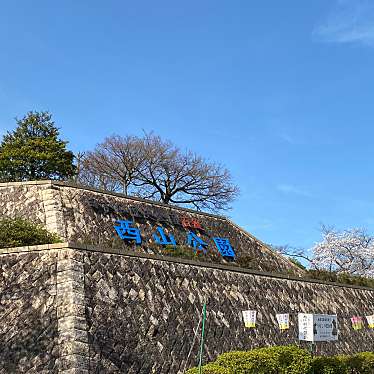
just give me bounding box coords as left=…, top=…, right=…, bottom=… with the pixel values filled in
left=0, top=0, right=373, bottom=251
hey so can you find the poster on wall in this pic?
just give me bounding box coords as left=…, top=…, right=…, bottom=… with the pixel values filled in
left=242, top=310, right=257, bottom=328
left=366, top=315, right=374, bottom=328
left=298, top=314, right=338, bottom=342
left=276, top=314, right=290, bottom=330
left=298, top=313, right=314, bottom=341
left=351, top=316, right=364, bottom=330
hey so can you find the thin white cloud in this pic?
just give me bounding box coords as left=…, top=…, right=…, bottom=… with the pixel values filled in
left=314, top=0, right=374, bottom=46
left=277, top=184, right=313, bottom=197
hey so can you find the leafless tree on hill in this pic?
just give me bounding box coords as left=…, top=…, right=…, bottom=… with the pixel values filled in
left=77, top=133, right=239, bottom=212
left=77, top=135, right=145, bottom=195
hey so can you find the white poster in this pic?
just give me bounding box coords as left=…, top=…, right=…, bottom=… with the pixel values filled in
left=276, top=313, right=290, bottom=330
left=242, top=310, right=256, bottom=328
left=366, top=315, right=374, bottom=329
left=298, top=313, right=314, bottom=341
left=298, top=314, right=338, bottom=342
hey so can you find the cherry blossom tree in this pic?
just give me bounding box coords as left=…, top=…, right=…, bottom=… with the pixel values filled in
left=311, top=226, right=374, bottom=277
left=272, top=226, right=374, bottom=278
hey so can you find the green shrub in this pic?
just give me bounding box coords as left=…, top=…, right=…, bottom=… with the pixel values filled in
left=214, top=345, right=312, bottom=374
left=0, top=217, right=61, bottom=248
left=305, top=269, right=374, bottom=289
left=187, top=346, right=374, bottom=374
left=306, top=269, right=338, bottom=283
left=215, top=349, right=278, bottom=374
left=336, top=273, right=374, bottom=289
left=185, top=363, right=230, bottom=374
left=312, top=356, right=348, bottom=374
left=162, top=245, right=201, bottom=260
left=265, top=345, right=312, bottom=374
left=348, top=352, right=374, bottom=373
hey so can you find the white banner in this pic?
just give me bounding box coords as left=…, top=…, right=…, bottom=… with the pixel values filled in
left=298, top=313, right=314, bottom=341
left=298, top=314, right=338, bottom=342
left=366, top=315, right=374, bottom=328
left=242, top=310, right=256, bottom=328
left=276, top=313, right=290, bottom=330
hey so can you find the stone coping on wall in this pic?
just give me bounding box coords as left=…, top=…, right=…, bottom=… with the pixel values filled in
left=1, top=242, right=374, bottom=293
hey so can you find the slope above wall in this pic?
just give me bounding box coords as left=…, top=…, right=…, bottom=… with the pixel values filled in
left=0, top=180, right=301, bottom=275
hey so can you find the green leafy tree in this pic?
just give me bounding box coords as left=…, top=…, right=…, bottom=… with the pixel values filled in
left=0, top=111, right=76, bottom=182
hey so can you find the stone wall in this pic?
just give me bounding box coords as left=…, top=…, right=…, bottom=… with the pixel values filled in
left=0, top=245, right=90, bottom=374
left=1, top=245, right=374, bottom=373
left=0, top=249, right=59, bottom=373
left=0, top=181, right=65, bottom=237
left=0, top=181, right=301, bottom=275
left=2, top=182, right=374, bottom=373
left=82, top=248, right=374, bottom=373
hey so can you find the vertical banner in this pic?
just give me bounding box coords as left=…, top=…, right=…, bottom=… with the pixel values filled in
left=366, top=315, right=374, bottom=328
left=242, top=310, right=257, bottom=328
left=351, top=316, right=364, bottom=330
left=276, top=314, right=290, bottom=330
left=298, top=313, right=314, bottom=341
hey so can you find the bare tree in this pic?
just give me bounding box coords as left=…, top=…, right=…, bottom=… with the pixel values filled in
left=77, top=133, right=239, bottom=211
left=77, top=135, right=144, bottom=194
left=272, top=244, right=314, bottom=268
left=73, top=151, right=85, bottom=183
left=136, top=134, right=239, bottom=211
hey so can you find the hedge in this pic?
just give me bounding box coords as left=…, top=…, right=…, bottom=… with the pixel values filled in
left=214, top=346, right=312, bottom=374
left=185, top=363, right=231, bottom=374
left=186, top=346, right=374, bottom=374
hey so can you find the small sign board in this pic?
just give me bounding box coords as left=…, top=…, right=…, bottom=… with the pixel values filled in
left=366, top=315, right=374, bottom=329
left=298, top=314, right=338, bottom=342
left=276, top=313, right=290, bottom=330
left=242, top=310, right=257, bottom=328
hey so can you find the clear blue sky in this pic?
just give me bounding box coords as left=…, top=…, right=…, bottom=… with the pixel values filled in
left=0, top=0, right=373, bottom=251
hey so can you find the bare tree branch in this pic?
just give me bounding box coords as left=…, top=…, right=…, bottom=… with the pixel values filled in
left=76, top=133, right=239, bottom=212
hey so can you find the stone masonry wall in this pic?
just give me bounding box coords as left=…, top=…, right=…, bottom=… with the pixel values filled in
left=0, top=245, right=374, bottom=373
left=0, top=181, right=301, bottom=275
left=0, top=246, right=90, bottom=374
left=0, top=181, right=65, bottom=238
left=0, top=249, right=59, bottom=373
left=83, top=249, right=374, bottom=374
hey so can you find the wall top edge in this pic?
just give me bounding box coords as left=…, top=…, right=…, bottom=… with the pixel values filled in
left=0, top=180, right=53, bottom=187
left=0, top=242, right=373, bottom=293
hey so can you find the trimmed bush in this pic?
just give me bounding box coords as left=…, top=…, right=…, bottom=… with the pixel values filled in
left=349, top=352, right=374, bottom=373
left=185, top=363, right=231, bottom=374
left=266, top=345, right=312, bottom=374
left=216, top=349, right=278, bottom=373
left=0, top=217, right=61, bottom=248
left=311, top=356, right=348, bottom=374
left=214, top=345, right=312, bottom=374
left=186, top=346, right=374, bottom=374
